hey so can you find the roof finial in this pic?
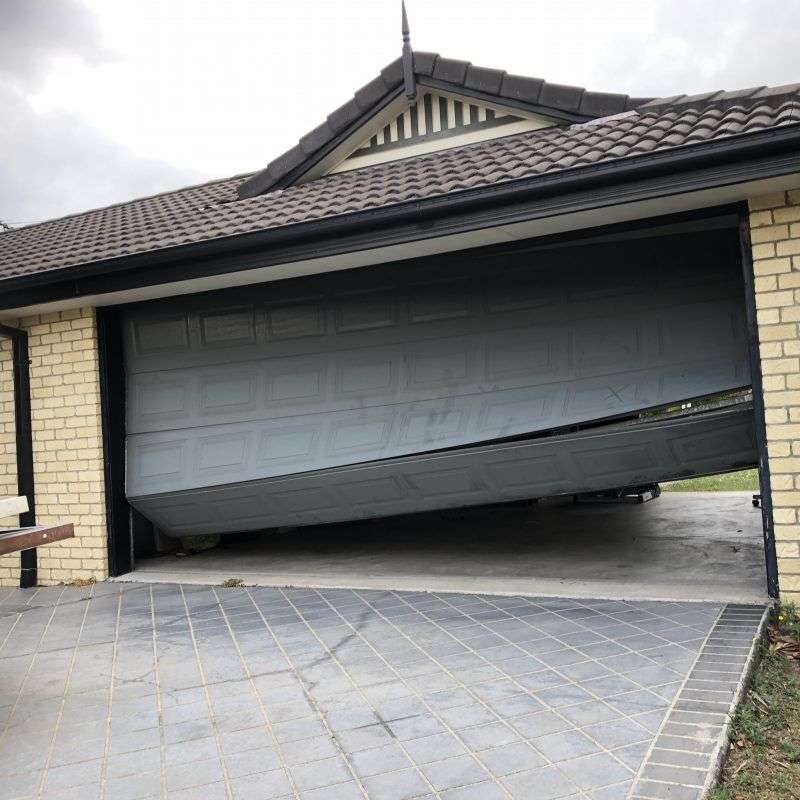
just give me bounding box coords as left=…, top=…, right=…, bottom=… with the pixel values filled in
left=401, top=0, right=416, bottom=101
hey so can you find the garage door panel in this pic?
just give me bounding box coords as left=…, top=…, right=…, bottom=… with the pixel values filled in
left=129, top=407, right=757, bottom=536
left=123, top=241, right=743, bottom=375
left=668, top=422, right=758, bottom=468
left=659, top=357, right=749, bottom=398
left=123, top=228, right=752, bottom=518
left=125, top=289, right=744, bottom=375
left=486, top=455, right=566, bottom=496
left=126, top=351, right=747, bottom=498
left=127, top=306, right=746, bottom=437
left=198, top=306, right=258, bottom=347
left=660, top=306, right=745, bottom=354
left=338, top=476, right=410, bottom=507
left=126, top=310, right=748, bottom=436
left=573, top=442, right=659, bottom=482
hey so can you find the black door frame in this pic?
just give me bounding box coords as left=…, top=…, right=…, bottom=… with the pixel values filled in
left=0, top=322, right=37, bottom=587
left=97, top=205, right=780, bottom=596
left=737, top=203, right=780, bottom=598
left=96, top=307, right=132, bottom=577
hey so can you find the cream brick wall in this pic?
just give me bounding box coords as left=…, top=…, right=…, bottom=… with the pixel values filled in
left=0, top=307, right=107, bottom=586
left=750, top=188, right=800, bottom=602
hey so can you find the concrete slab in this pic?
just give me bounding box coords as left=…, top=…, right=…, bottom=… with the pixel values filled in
left=126, top=493, right=767, bottom=603
left=0, top=585, right=766, bottom=800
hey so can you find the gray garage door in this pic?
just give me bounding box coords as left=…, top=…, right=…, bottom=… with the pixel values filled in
left=122, top=230, right=752, bottom=534
left=130, top=404, right=757, bottom=536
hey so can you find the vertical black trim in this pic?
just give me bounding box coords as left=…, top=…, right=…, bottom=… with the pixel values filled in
left=738, top=205, right=779, bottom=598
left=0, top=323, right=36, bottom=588
left=96, top=308, right=132, bottom=577
left=13, top=332, right=36, bottom=587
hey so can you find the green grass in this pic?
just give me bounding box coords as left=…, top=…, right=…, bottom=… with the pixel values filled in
left=662, top=469, right=759, bottom=492
left=709, top=605, right=800, bottom=800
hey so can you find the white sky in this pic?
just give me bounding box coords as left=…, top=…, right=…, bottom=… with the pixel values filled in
left=2, top=0, right=798, bottom=225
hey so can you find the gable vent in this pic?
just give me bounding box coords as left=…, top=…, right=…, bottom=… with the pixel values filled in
left=349, top=90, right=523, bottom=158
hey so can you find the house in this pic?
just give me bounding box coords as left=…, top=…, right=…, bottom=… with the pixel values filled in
left=1, top=36, right=799, bottom=600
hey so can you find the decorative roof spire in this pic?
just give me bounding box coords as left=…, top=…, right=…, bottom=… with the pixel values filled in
left=401, top=0, right=416, bottom=101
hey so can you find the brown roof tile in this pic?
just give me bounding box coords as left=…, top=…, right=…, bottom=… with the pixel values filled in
left=0, top=88, right=798, bottom=284
left=237, top=52, right=653, bottom=199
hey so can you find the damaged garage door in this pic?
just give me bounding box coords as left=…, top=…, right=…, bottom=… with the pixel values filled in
left=131, top=404, right=757, bottom=536
left=122, top=228, right=753, bottom=535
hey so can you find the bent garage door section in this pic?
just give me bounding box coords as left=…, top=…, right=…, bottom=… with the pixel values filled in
left=131, top=405, right=757, bottom=536
left=122, top=227, right=753, bottom=534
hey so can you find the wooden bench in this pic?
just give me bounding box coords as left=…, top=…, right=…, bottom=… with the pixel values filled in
left=0, top=496, right=74, bottom=556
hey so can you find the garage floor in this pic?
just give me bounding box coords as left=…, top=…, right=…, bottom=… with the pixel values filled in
left=0, top=583, right=766, bottom=800
left=128, top=493, right=767, bottom=604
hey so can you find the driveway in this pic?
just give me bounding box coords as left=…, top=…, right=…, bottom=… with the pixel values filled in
left=130, top=493, right=767, bottom=603
left=0, top=584, right=765, bottom=800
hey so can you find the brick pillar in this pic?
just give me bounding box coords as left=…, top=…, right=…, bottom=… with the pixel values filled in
left=0, top=307, right=108, bottom=585
left=749, top=188, right=800, bottom=601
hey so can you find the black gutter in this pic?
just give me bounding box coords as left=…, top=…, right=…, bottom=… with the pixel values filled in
left=2, top=123, right=800, bottom=311
left=0, top=323, right=36, bottom=588
left=737, top=206, right=780, bottom=598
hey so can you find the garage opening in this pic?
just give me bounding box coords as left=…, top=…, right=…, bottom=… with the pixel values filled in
left=108, top=209, right=773, bottom=603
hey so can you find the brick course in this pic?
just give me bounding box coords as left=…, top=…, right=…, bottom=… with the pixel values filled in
left=750, top=188, right=800, bottom=602
left=0, top=307, right=107, bottom=585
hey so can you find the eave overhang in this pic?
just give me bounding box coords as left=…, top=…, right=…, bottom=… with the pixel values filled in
left=2, top=124, right=800, bottom=314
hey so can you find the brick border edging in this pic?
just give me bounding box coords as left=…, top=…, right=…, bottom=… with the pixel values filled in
left=629, top=603, right=770, bottom=800
left=700, top=604, right=770, bottom=799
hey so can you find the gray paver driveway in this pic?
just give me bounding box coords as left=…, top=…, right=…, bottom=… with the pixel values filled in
left=0, top=584, right=764, bottom=800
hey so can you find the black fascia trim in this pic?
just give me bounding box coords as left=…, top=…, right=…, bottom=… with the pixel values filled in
left=2, top=124, right=800, bottom=310
left=417, top=77, right=593, bottom=123
left=248, top=85, right=406, bottom=197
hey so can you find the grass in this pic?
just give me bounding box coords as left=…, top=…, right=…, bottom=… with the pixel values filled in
left=662, top=469, right=760, bottom=492
left=709, top=605, right=800, bottom=800
left=220, top=577, right=245, bottom=588
left=61, top=576, right=97, bottom=587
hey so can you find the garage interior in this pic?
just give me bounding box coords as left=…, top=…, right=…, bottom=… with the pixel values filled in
left=112, top=208, right=773, bottom=604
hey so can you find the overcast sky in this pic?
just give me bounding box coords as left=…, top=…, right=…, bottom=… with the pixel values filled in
left=2, top=0, right=798, bottom=227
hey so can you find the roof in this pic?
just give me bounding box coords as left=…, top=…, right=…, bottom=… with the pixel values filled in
left=237, top=52, right=653, bottom=199
left=1, top=79, right=799, bottom=286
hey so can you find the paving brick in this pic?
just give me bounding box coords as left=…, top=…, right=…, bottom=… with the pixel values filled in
left=0, top=588, right=768, bottom=800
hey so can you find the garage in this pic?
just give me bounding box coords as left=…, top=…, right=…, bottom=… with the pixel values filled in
left=3, top=50, right=796, bottom=605
left=116, top=211, right=767, bottom=602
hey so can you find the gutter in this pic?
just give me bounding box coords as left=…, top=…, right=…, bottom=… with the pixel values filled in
left=2, top=123, right=800, bottom=310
